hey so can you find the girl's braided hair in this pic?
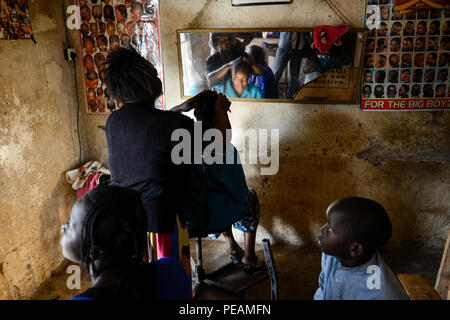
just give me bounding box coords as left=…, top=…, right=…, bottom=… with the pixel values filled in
left=80, top=185, right=151, bottom=299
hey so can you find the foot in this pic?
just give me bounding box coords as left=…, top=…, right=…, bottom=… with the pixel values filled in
left=225, top=241, right=243, bottom=257
left=242, top=254, right=259, bottom=266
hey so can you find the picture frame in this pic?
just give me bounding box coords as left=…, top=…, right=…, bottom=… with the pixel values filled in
left=231, top=0, right=292, bottom=6
left=176, top=28, right=366, bottom=104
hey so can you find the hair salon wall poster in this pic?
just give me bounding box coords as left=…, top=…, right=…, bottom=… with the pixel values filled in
left=77, top=0, right=164, bottom=114
left=362, top=0, right=449, bottom=110
left=0, top=0, right=34, bottom=40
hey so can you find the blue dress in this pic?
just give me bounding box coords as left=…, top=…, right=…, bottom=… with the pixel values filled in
left=70, top=257, right=192, bottom=300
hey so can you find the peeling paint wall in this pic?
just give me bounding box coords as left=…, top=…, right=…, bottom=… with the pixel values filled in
left=81, top=0, right=449, bottom=250
left=0, top=2, right=80, bottom=299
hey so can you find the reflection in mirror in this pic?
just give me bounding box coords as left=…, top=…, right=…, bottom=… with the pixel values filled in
left=178, top=29, right=364, bottom=102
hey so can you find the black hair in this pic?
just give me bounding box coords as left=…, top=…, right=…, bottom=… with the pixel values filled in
left=116, top=4, right=127, bottom=20
left=79, top=186, right=150, bottom=299
left=388, top=70, right=398, bottom=82
left=411, top=84, right=420, bottom=96
left=97, top=35, right=107, bottom=46
left=231, top=58, right=252, bottom=78
left=418, top=21, right=426, bottom=28
left=376, top=38, right=386, bottom=48
left=423, top=84, right=434, bottom=97
left=192, top=90, right=218, bottom=129
left=103, top=4, right=115, bottom=21
left=375, top=70, right=386, bottom=83
left=209, top=32, right=235, bottom=50
left=374, top=85, right=384, bottom=98
left=105, top=47, right=159, bottom=104
left=391, top=37, right=401, bottom=45
left=87, top=69, right=98, bottom=81
left=131, top=1, right=143, bottom=12
left=331, top=197, right=392, bottom=252
left=248, top=45, right=266, bottom=66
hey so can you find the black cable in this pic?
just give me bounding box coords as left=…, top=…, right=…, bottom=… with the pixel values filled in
left=71, top=56, right=82, bottom=167
left=62, top=0, right=82, bottom=167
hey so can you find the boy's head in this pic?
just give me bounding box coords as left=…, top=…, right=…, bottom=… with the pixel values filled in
left=247, top=45, right=266, bottom=74
left=231, top=59, right=252, bottom=96
left=319, top=197, right=392, bottom=260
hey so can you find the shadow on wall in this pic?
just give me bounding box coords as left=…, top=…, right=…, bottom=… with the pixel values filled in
left=238, top=108, right=450, bottom=250
left=242, top=111, right=362, bottom=248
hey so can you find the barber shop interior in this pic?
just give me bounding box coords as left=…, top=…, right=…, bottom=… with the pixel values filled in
left=0, top=0, right=449, bottom=304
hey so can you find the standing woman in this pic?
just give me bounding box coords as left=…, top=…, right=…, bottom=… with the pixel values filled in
left=103, top=47, right=231, bottom=283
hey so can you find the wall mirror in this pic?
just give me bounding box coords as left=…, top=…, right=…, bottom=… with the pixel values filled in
left=177, top=28, right=366, bottom=104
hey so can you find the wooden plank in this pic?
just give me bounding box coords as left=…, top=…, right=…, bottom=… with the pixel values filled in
left=398, top=274, right=442, bottom=300
left=435, top=228, right=450, bottom=300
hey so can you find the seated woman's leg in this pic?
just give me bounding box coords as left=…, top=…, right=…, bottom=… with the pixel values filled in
left=233, top=188, right=260, bottom=265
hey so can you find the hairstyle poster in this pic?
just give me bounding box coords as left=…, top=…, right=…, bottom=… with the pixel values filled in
left=0, top=0, right=34, bottom=40
left=362, top=0, right=449, bottom=110
left=77, top=0, right=163, bottom=114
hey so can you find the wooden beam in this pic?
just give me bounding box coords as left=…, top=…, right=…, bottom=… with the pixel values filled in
left=398, top=274, right=442, bottom=300
left=435, top=228, right=450, bottom=300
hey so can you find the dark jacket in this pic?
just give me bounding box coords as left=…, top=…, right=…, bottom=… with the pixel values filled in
left=106, top=103, right=194, bottom=233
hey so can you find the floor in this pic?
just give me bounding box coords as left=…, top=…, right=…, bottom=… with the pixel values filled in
left=31, top=239, right=443, bottom=300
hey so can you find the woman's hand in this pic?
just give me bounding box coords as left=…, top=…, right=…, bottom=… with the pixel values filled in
left=169, top=90, right=208, bottom=112
left=214, top=93, right=231, bottom=114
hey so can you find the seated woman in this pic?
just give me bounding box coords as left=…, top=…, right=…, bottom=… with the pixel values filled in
left=183, top=90, right=263, bottom=268
left=212, top=58, right=263, bottom=99
left=60, top=186, right=192, bottom=300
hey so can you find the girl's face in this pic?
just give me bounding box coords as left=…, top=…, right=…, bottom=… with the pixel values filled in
left=85, top=56, right=94, bottom=70
left=115, top=7, right=126, bottom=21
left=127, top=21, right=135, bottom=35
left=232, top=71, right=249, bottom=96
left=84, top=39, right=95, bottom=54
left=131, top=6, right=143, bottom=22
left=107, top=23, right=115, bottom=36
left=117, top=21, right=125, bottom=36
left=61, top=200, right=87, bottom=263
left=90, top=23, right=98, bottom=37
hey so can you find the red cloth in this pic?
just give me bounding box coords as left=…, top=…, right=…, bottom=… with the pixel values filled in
left=313, top=25, right=349, bottom=54
left=76, top=172, right=103, bottom=199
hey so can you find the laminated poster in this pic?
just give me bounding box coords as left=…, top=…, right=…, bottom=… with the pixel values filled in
left=0, top=0, right=34, bottom=40
left=77, top=0, right=163, bottom=114
left=362, top=0, right=449, bottom=110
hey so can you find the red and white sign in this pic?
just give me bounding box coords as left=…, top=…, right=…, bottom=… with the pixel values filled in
left=361, top=98, right=450, bottom=110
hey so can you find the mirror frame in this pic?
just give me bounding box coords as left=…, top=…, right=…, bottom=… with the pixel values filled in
left=176, top=27, right=367, bottom=104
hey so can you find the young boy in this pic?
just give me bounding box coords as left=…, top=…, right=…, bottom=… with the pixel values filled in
left=247, top=45, right=278, bottom=99
left=314, top=197, right=409, bottom=300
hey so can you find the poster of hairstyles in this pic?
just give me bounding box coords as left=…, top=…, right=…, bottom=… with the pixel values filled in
left=362, top=0, right=449, bottom=110
left=77, top=0, right=163, bottom=114
left=0, top=0, right=34, bottom=40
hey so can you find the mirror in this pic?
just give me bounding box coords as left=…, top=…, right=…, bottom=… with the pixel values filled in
left=177, top=28, right=366, bottom=104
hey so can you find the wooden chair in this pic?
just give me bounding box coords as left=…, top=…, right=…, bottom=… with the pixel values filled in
left=397, top=227, right=450, bottom=300
left=398, top=274, right=442, bottom=300
left=435, top=228, right=450, bottom=299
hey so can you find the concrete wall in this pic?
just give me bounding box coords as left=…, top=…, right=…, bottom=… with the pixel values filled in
left=62, top=0, right=450, bottom=249
left=0, top=0, right=449, bottom=299
left=159, top=0, right=450, bottom=249
left=0, top=1, right=83, bottom=299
